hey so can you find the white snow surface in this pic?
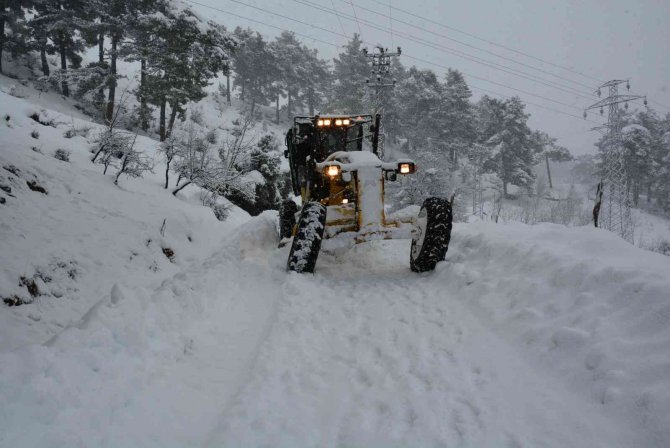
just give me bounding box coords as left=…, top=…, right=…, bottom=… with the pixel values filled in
left=2, top=78, right=670, bottom=447
left=3, top=214, right=670, bottom=446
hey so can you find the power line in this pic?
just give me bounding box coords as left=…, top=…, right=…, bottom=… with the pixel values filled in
left=405, top=54, right=604, bottom=125
left=362, top=0, right=603, bottom=85
left=360, top=0, right=669, bottom=112
left=348, top=0, right=363, bottom=36
left=341, top=0, right=596, bottom=93
left=293, top=0, right=598, bottom=101
left=185, top=1, right=667, bottom=115
left=387, top=0, right=394, bottom=48
left=185, top=0, right=341, bottom=49
left=330, top=0, right=348, bottom=38
left=204, top=0, right=600, bottom=113
left=468, top=82, right=603, bottom=126
left=185, top=0, right=616, bottom=124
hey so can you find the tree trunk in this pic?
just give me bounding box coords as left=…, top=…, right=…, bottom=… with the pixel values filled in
left=58, top=31, right=69, bottom=97
left=287, top=88, right=292, bottom=120
left=159, top=98, right=167, bottom=142
left=226, top=73, right=231, bottom=105
left=0, top=16, right=5, bottom=75
left=166, top=102, right=179, bottom=139
left=139, top=58, right=149, bottom=130
left=503, top=180, right=508, bottom=198
left=114, top=155, right=128, bottom=185
left=105, top=32, right=118, bottom=122
left=545, top=154, right=553, bottom=189
left=240, top=79, right=245, bottom=102
left=164, top=158, right=171, bottom=189
left=172, top=180, right=192, bottom=196
left=96, top=29, right=104, bottom=112
left=40, top=43, right=50, bottom=76
left=276, top=94, right=280, bottom=125
left=91, top=142, right=106, bottom=163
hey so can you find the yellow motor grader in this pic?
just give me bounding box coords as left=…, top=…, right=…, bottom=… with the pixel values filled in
left=280, top=113, right=453, bottom=273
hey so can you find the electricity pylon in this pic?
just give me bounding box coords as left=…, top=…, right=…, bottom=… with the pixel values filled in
left=585, top=79, right=646, bottom=243
left=363, top=45, right=401, bottom=160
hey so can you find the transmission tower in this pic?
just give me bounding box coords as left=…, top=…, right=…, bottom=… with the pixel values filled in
left=363, top=45, right=401, bottom=160
left=584, top=79, right=646, bottom=243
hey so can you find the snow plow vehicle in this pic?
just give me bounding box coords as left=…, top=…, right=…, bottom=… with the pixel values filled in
left=281, top=113, right=453, bottom=273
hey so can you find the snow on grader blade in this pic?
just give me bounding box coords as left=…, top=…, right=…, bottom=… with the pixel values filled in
left=281, top=113, right=453, bottom=273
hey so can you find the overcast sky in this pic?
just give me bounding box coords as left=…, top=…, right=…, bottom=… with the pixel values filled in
left=189, top=0, right=670, bottom=155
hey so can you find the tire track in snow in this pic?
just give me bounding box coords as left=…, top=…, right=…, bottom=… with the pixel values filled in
left=207, top=236, right=643, bottom=447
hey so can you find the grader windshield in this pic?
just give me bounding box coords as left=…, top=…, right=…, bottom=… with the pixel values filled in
left=285, top=114, right=376, bottom=196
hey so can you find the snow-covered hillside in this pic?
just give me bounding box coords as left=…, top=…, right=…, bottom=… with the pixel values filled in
left=0, top=77, right=249, bottom=350
left=2, top=75, right=670, bottom=447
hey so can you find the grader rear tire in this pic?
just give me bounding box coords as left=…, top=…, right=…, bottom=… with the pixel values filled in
left=410, top=197, right=453, bottom=272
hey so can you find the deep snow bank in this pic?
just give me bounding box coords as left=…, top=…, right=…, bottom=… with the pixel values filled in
left=440, top=221, right=670, bottom=445
left=0, top=212, right=282, bottom=447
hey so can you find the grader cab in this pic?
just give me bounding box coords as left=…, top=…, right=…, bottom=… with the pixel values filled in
left=280, top=113, right=453, bottom=273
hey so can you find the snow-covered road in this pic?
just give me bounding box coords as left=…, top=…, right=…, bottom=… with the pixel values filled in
left=2, top=212, right=668, bottom=447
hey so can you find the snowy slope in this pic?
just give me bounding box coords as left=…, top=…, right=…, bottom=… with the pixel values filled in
left=0, top=77, right=249, bottom=350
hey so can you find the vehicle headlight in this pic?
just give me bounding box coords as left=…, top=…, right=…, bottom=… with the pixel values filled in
left=398, top=162, right=414, bottom=174
left=326, top=165, right=340, bottom=177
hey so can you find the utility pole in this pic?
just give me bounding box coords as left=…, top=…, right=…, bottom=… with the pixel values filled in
left=584, top=79, right=646, bottom=243
left=363, top=45, right=401, bottom=160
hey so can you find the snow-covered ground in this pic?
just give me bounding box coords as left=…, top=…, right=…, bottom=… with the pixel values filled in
left=2, top=75, right=670, bottom=447
left=3, top=211, right=670, bottom=446
left=0, top=77, right=249, bottom=350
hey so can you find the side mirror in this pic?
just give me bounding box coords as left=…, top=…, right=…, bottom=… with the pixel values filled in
left=283, top=150, right=289, bottom=159
left=369, top=125, right=376, bottom=133
left=385, top=171, right=397, bottom=181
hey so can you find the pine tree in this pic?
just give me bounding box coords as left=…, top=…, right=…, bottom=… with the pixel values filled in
left=30, top=0, right=87, bottom=96
left=621, top=123, right=652, bottom=206
left=657, top=129, right=670, bottom=211
left=145, top=5, right=235, bottom=141
left=329, top=33, right=369, bottom=114
left=232, top=28, right=276, bottom=115
left=439, top=69, right=475, bottom=166
left=250, top=134, right=281, bottom=212
left=395, top=66, right=443, bottom=151
left=0, top=0, right=30, bottom=74
left=484, top=96, right=536, bottom=197
left=300, top=47, right=330, bottom=115
left=273, top=31, right=304, bottom=121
